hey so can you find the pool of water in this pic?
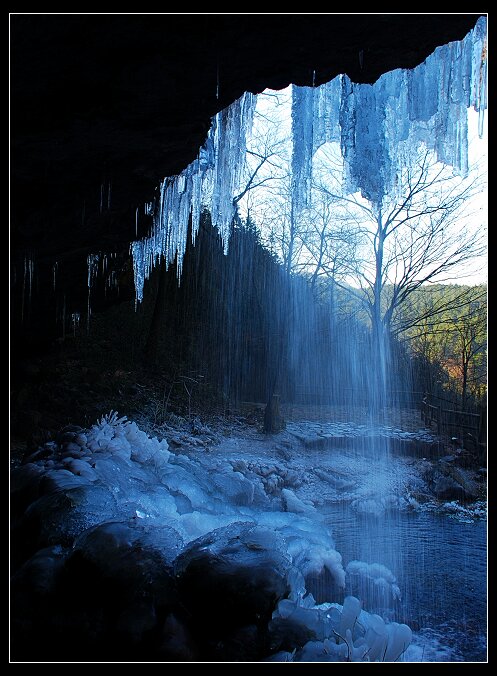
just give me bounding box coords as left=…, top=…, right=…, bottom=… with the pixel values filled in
left=322, top=506, right=487, bottom=662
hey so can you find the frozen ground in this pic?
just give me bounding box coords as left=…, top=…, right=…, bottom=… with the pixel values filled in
left=205, top=419, right=485, bottom=521
left=10, top=412, right=486, bottom=662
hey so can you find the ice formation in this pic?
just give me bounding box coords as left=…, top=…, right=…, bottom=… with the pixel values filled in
left=346, top=560, right=402, bottom=602
left=12, top=413, right=418, bottom=661
left=86, top=253, right=100, bottom=331
left=269, top=596, right=412, bottom=662
left=291, top=15, right=487, bottom=210
left=128, top=17, right=486, bottom=302
left=131, top=93, right=256, bottom=301
left=20, top=255, right=34, bottom=323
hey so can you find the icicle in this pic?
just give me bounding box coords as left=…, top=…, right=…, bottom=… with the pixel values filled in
left=71, top=312, right=80, bottom=337
left=104, top=267, right=118, bottom=297
left=291, top=85, right=315, bottom=216
left=210, top=92, right=256, bottom=251
left=129, top=17, right=485, bottom=301
left=61, top=294, right=66, bottom=340
left=474, top=25, right=487, bottom=138
left=52, top=261, right=58, bottom=292
left=131, top=241, right=145, bottom=303
left=87, top=253, right=100, bottom=289
left=130, top=91, right=256, bottom=302
left=190, top=169, right=202, bottom=246
left=107, top=181, right=112, bottom=210
left=21, top=259, right=25, bottom=323
left=86, top=253, right=100, bottom=333
left=28, top=257, right=33, bottom=308
left=21, top=255, right=34, bottom=324
left=291, top=15, right=486, bottom=210
left=135, top=207, right=139, bottom=237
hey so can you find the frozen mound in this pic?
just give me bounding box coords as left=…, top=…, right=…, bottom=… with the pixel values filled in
left=346, top=560, right=401, bottom=608
left=268, top=595, right=411, bottom=662
left=10, top=413, right=412, bottom=662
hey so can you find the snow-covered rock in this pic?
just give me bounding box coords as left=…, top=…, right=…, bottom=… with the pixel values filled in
left=174, top=522, right=293, bottom=659
left=175, top=523, right=293, bottom=603
left=9, top=412, right=434, bottom=662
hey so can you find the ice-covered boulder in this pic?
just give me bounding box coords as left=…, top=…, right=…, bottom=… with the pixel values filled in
left=174, top=522, right=294, bottom=660
left=10, top=413, right=415, bottom=661
left=62, top=521, right=183, bottom=628
left=11, top=519, right=185, bottom=661
left=10, top=544, right=70, bottom=660
left=11, top=544, right=68, bottom=601
left=269, top=597, right=335, bottom=650
left=21, top=484, right=121, bottom=549
left=268, top=595, right=412, bottom=662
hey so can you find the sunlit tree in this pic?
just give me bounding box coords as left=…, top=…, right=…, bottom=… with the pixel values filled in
left=312, top=146, right=486, bottom=345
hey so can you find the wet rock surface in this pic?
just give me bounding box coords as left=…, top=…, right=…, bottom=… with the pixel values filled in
left=175, top=523, right=293, bottom=660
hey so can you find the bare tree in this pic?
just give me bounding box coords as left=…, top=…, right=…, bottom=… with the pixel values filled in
left=232, top=129, right=288, bottom=224
left=313, top=147, right=486, bottom=343
left=233, top=90, right=290, bottom=228
left=236, top=113, right=487, bottom=408
left=297, top=187, right=361, bottom=314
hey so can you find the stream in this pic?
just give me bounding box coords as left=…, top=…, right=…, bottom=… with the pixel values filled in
left=323, top=506, right=487, bottom=662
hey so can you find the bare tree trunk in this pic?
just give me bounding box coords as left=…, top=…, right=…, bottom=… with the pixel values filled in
left=263, top=279, right=290, bottom=434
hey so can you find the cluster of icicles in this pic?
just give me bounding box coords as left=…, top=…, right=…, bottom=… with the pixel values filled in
left=129, top=16, right=486, bottom=303
left=271, top=594, right=412, bottom=662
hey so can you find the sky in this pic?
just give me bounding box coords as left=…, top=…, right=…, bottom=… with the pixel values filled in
left=464, top=108, right=488, bottom=285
